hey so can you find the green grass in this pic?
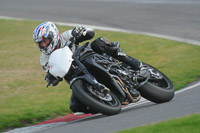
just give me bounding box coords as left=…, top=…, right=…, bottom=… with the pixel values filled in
left=116, top=114, right=200, bottom=133
left=0, top=19, right=200, bottom=131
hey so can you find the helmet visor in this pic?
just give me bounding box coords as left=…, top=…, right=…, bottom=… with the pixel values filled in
left=38, top=38, right=50, bottom=49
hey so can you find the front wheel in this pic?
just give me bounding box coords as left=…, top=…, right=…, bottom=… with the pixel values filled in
left=138, top=63, right=174, bottom=103
left=71, top=79, right=121, bottom=115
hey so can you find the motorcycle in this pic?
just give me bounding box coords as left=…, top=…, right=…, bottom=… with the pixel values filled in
left=48, top=39, right=174, bottom=115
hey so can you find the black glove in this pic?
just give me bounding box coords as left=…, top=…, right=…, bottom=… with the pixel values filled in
left=45, top=72, right=62, bottom=87
left=71, top=27, right=87, bottom=40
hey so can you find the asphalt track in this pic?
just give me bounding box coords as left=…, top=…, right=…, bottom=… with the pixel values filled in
left=6, top=82, right=200, bottom=133
left=1, top=0, right=200, bottom=132
left=36, top=84, right=200, bottom=133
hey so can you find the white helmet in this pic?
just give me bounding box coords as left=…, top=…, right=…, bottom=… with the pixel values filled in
left=33, top=21, right=60, bottom=55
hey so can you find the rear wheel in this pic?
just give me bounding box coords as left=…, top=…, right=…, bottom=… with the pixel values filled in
left=138, top=63, right=174, bottom=103
left=71, top=79, right=121, bottom=115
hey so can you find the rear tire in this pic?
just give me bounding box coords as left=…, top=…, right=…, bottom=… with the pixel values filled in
left=138, top=63, right=174, bottom=103
left=71, top=79, right=121, bottom=115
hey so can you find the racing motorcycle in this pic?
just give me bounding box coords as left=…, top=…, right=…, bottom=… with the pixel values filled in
left=48, top=39, right=174, bottom=116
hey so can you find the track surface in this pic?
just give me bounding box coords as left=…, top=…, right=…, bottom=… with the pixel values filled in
left=1, top=0, right=200, bottom=132
left=38, top=84, right=200, bottom=133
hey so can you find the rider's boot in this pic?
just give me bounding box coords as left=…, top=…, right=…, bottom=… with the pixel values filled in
left=114, top=47, right=142, bottom=71
left=90, top=37, right=142, bottom=71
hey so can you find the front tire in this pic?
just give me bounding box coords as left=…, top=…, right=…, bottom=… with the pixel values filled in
left=71, top=79, right=121, bottom=115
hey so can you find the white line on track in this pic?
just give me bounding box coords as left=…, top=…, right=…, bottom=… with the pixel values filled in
left=175, top=81, right=200, bottom=94
left=55, top=22, right=200, bottom=46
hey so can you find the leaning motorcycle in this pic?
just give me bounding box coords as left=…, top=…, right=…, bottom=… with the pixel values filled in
left=48, top=40, right=174, bottom=116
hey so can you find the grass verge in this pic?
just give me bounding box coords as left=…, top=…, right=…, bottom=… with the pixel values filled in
left=0, top=19, right=200, bottom=131
left=116, top=114, right=200, bottom=133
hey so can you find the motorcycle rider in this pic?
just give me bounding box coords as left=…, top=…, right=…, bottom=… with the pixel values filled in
left=33, top=21, right=142, bottom=113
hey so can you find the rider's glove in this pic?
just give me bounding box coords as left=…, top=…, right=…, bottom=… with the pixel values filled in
left=45, top=72, right=62, bottom=87
left=71, top=27, right=87, bottom=40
